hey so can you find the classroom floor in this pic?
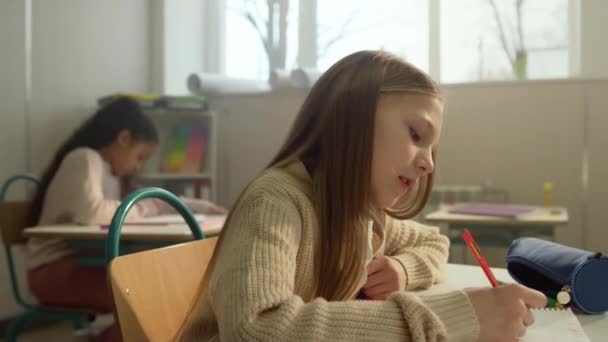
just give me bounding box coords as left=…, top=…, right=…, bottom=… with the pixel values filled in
left=1, top=314, right=113, bottom=342
left=2, top=321, right=89, bottom=342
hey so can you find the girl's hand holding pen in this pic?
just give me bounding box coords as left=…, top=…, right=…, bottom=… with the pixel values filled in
left=465, top=284, right=546, bottom=342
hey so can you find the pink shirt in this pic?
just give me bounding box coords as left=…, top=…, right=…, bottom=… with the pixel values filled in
left=26, top=147, right=169, bottom=269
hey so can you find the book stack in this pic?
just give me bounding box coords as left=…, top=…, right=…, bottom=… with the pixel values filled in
left=98, top=93, right=208, bottom=112
left=162, top=95, right=208, bottom=111
left=448, top=203, right=534, bottom=217
left=98, top=93, right=163, bottom=109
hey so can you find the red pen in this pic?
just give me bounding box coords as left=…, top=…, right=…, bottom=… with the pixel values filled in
left=462, top=229, right=499, bottom=287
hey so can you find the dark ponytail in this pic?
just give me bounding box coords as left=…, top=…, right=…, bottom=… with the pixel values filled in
left=27, top=97, right=158, bottom=226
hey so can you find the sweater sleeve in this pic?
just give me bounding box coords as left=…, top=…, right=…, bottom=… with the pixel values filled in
left=384, top=216, right=450, bottom=291
left=207, top=192, right=478, bottom=341
left=55, top=149, right=166, bottom=225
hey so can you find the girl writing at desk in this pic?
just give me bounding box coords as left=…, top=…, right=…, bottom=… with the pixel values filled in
left=26, top=97, right=224, bottom=342
left=177, top=50, right=546, bottom=342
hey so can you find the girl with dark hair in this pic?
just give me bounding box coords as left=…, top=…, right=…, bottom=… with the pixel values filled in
left=26, top=97, right=224, bottom=342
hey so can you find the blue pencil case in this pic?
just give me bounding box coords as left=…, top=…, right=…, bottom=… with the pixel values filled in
left=506, top=237, right=608, bottom=314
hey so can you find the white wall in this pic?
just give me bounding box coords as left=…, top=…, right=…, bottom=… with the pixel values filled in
left=0, top=0, right=28, bottom=187
left=211, top=89, right=306, bottom=205
left=0, top=0, right=29, bottom=321
left=29, top=0, right=152, bottom=173
left=0, top=0, right=152, bottom=320
left=579, top=0, right=608, bottom=78
left=587, top=81, right=608, bottom=253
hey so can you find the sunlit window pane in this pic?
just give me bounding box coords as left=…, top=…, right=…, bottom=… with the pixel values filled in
left=317, top=0, right=429, bottom=72
left=225, top=0, right=299, bottom=80
left=441, top=0, right=568, bottom=83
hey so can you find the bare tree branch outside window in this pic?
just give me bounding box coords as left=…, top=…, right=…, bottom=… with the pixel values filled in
left=234, top=0, right=289, bottom=73
left=234, top=0, right=366, bottom=72
left=488, top=0, right=527, bottom=79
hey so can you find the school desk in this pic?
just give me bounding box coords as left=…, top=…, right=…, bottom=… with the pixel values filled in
left=424, top=205, right=568, bottom=261
left=428, top=264, right=607, bottom=341
left=22, top=214, right=225, bottom=266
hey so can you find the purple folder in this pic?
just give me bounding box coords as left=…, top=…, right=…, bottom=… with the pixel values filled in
left=448, top=203, right=534, bottom=217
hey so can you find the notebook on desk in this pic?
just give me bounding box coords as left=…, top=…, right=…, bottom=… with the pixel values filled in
left=448, top=203, right=534, bottom=217
left=100, top=214, right=226, bottom=230
left=522, top=308, right=589, bottom=342
left=126, top=214, right=211, bottom=224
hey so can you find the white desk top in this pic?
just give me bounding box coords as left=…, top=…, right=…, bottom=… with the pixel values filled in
left=436, top=264, right=606, bottom=341
left=425, top=205, right=569, bottom=226
left=22, top=214, right=225, bottom=242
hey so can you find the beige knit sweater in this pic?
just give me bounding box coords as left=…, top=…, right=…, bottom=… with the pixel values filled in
left=177, top=161, right=479, bottom=341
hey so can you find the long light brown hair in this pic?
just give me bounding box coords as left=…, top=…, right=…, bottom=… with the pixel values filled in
left=267, top=50, right=441, bottom=300
left=184, top=51, right=442, bottom=323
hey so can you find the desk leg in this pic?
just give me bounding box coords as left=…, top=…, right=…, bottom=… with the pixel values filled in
left=447, top=224, right=557, bottom=265
left=446, top=224, right=466, bottom=264
left=446, top=224, right=452, bottom=263
left=461, top=230, right=467, bottom=264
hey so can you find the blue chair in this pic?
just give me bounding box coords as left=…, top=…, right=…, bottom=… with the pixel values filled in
left=104, top=187, right=204, bottom=264
left=0, top=174, right=95, bottom=341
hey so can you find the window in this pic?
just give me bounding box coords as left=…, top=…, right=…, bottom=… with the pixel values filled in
left=223, top=0, right=428, bottom=79
left=316, top=0, right=428, bottom=72
left=166, top=0, right=574, bottom=85
left=440, top=0, right=569, bottom=83
left=225, top=0, right=299, bottom=80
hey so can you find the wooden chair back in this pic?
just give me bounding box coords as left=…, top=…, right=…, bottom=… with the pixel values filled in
left=108, top=237, right=217, bottom=341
